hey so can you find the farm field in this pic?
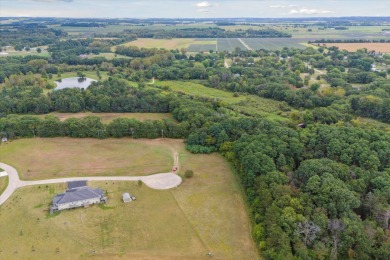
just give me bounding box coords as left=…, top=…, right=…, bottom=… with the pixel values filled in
left=0, top=139, right=258, bottom=259
left=34, top=112, right=173, bottom=123
left=0, top=138, right=178, bottom=180
left=155, top=80, right=290, bottom=120
left=240, top=38, right=306, bottom=50
left=316, top=43, right=390, bottom=53
left=116, top=38, right=216, bottom=50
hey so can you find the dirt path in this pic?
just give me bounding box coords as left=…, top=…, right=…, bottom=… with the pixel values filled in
left=238, top=38, right=252, bottom=51
left=0, top=152, right=182, bottom=206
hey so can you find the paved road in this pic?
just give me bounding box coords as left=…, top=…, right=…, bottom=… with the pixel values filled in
left=0, top=162, right=182, bottom=206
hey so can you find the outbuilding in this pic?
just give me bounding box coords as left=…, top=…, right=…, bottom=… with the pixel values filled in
left=123, top=193, right=132, bottom=203
left=1, top=137, right=7, bottom=143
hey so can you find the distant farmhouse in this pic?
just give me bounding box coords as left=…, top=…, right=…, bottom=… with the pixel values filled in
left=50, top=181, right=107, bottom=214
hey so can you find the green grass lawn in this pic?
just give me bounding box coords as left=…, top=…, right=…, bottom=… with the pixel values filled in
left=0, top=176, right=8, bottom=195
left=0, top=138, right=177, bottom=180
left=0, top=138, right=258, bottom=259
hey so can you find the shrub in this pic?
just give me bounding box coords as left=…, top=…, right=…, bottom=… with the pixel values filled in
left=184, top=170, right=194, bottom=178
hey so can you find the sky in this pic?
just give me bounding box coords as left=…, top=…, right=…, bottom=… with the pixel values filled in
left=0, top=0, right=389, bottom=18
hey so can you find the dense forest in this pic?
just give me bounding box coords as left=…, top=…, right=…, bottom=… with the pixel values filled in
left=1, top=23, right=390, bottom=259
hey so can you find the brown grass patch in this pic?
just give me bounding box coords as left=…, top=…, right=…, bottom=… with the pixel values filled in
left=316, top=43, right=390, bottom=53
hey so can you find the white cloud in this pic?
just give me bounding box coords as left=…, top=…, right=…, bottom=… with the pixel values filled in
left=196, top=1, right=211, bottom=8
left=289, top=8, right=334, bottom=15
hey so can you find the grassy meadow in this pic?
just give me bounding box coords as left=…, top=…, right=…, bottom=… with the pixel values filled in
left=0, top=138, right=258, bottom=259
left=155, top=80, right=291, bottom=120
left=35, top=112, right=173, bottom=123
left=0, top=138, right=178, bottom=180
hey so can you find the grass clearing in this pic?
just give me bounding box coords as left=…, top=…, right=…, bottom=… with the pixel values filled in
left=0, top=139, right=258, bottom=259
left=155, top=80, right=291, bottom=120
left=0, top=138, right=178, bottom=180
left=115, top=38, right=216, bottom=50
left=35, top=112, right=174, bottom=123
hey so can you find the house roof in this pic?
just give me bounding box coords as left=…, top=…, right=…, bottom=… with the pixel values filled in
left=123, top=193, right=131, bottom=199
left=68, top=180, right=87, bottom=190
left=53, top=187, right=104, bottom=205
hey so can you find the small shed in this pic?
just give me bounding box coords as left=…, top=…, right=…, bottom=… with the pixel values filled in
left=123, top=193, right=132, bottom=203
left=1, top=137, right=7, bottom=143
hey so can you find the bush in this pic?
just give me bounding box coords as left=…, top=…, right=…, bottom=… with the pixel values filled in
left=184, top=170, right=194, bottom=178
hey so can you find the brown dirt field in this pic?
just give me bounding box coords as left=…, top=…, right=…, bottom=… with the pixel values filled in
left=316, top=43, right=390, bottom=53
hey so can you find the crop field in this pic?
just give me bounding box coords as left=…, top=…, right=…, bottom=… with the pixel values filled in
left=217, top=38, right=246, bottom=51
left=34, top=112, right=173, bottom=123
left=117, top=38, right=216, bottom=50
left=317, top=43, right=390, bottom=53
left=0, top=138, right=178, bottom=180
left=241, top=38, right=306, bottom=50
left=187, top=44, right=217, bottom=52
left=0, top=139, right=258, bottom=259
left=155, top=80, right=291, bottom=120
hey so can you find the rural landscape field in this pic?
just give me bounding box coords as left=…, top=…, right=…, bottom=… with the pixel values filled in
left=1, top=1, right=390, bottom=259
left=0, top=138, right=257, bottom=259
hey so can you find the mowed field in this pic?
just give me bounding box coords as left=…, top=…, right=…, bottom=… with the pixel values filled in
left=0, top=138, right=258, bottom=259
left=317, top=43, right=390, bottom=53
left=0, top=138, right=177, bottom=180
left=0, top=176, right=8, bottom=195
left=36, top=112, right=173, bottom=123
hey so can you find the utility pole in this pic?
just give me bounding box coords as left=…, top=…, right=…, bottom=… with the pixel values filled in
left=130, top=128, right=134, bottom=139
left=161, top=129, right=164, bottom=138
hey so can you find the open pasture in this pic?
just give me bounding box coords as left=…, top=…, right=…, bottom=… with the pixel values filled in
left=0, top=138, right=177, bottom=180
left=0, top=138, right=258, bottom=259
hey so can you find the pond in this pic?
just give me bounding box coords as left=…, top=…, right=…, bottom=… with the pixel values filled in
left=54, top=77, right=97, bottom=90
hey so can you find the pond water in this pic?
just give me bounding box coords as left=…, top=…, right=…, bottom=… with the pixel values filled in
left=54, top=77, right=97, bottom=90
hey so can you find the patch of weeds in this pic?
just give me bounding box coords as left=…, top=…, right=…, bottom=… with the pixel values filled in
left=34, top=203, right=44, bottom=209
left=46, top=211, right=61, bottom=219
left=48, top=187, right=55, bottom=194
left=98, top=204, right=115, bottom=210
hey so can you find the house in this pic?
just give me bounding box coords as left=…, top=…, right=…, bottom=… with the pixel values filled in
left=50, top=181, right=107, bottom=214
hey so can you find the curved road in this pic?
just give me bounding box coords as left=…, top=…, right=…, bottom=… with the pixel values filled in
left=0, top=162, right=182, bottom=206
